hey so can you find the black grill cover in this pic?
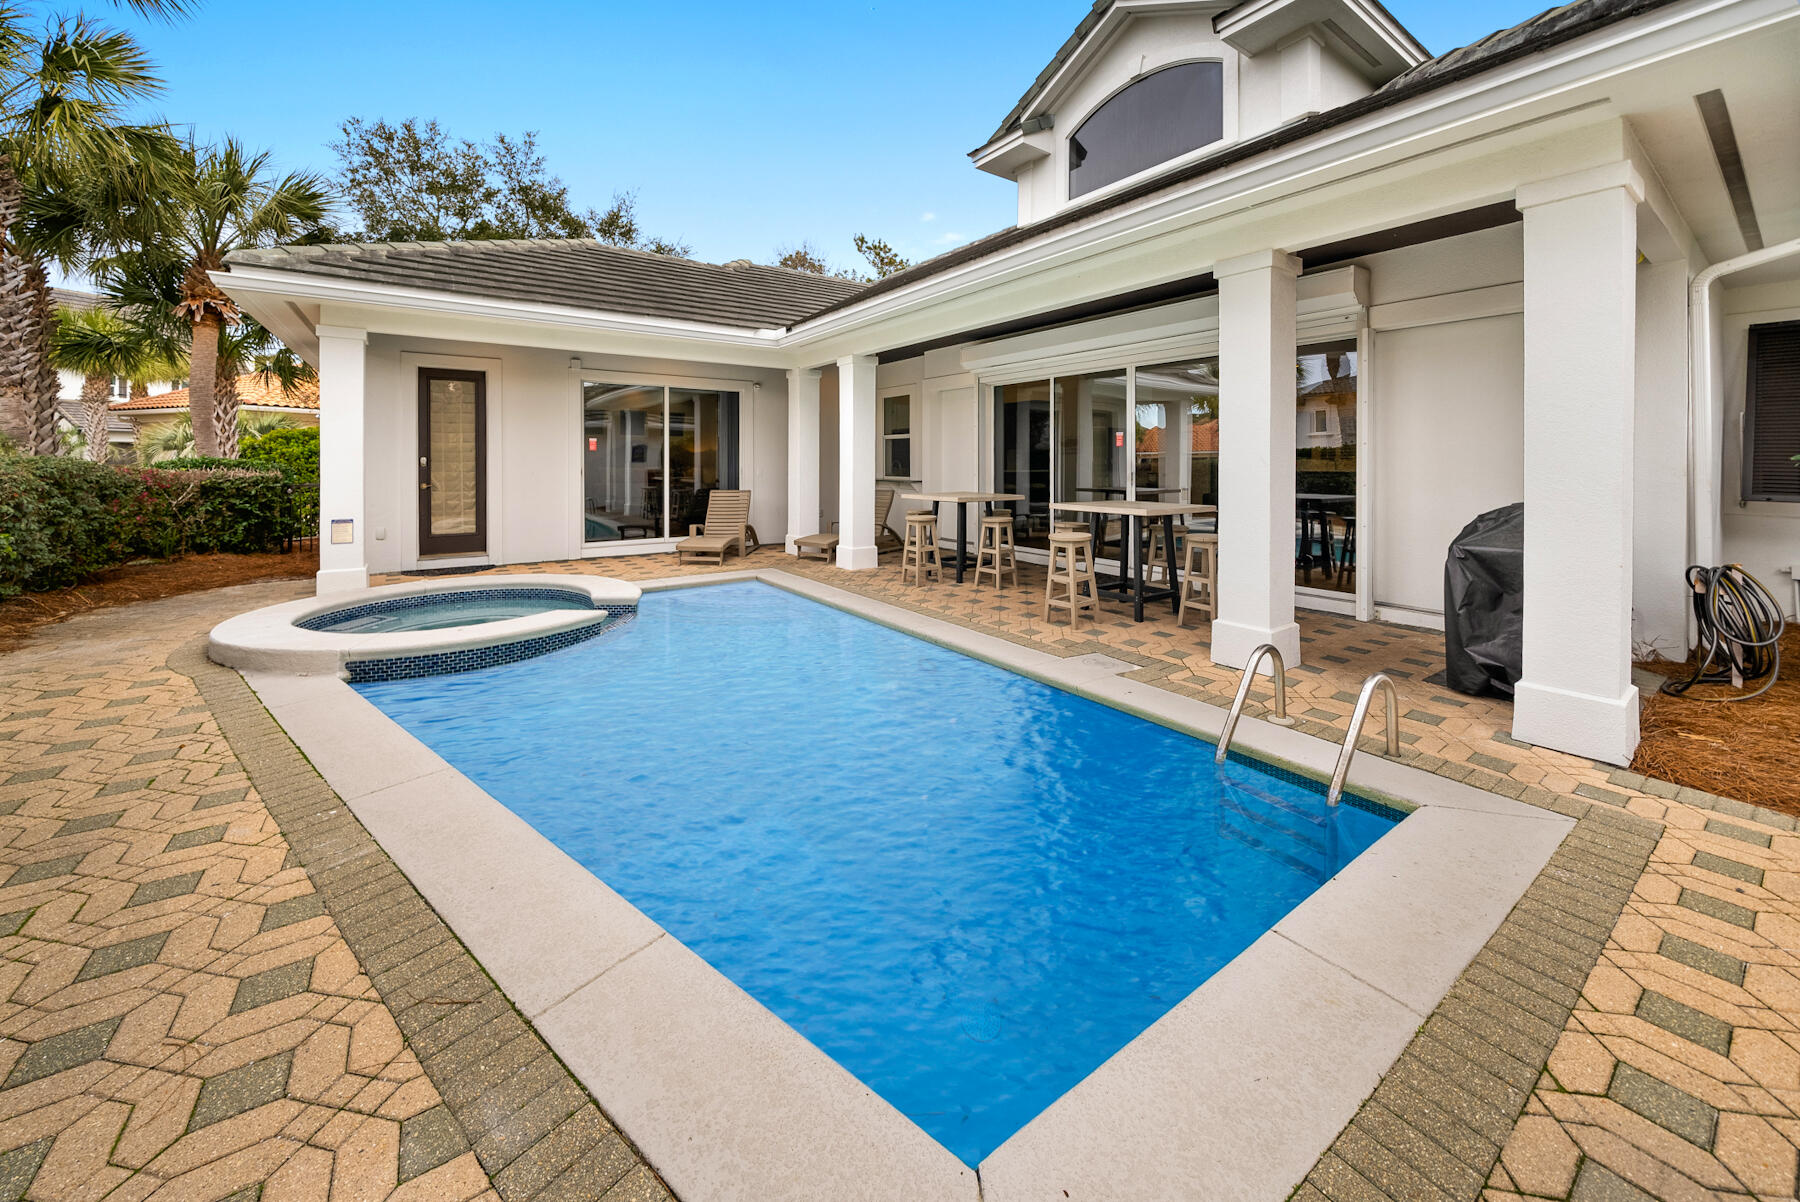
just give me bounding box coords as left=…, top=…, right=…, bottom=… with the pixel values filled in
left=1443, top=502, right=1524, bottom=697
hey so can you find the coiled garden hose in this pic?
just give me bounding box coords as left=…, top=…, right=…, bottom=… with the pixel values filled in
left=1660, top=565, right=1786, bottom=702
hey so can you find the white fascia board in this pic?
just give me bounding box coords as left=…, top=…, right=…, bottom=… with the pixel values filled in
left=786, top=0, right=1793, bottom=352
left=970, top=0, right=1231, bottom=162
left=1215, top=0, right=1428, bottom=74
left=970, top=129, right=1052, bottom=176
left=213, top=267, right=790, bottom=351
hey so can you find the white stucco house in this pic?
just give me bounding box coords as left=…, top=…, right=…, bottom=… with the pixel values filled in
left=216, top=0, right=1800, bottom=768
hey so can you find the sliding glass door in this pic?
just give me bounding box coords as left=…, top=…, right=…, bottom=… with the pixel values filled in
left=582, top=381, right=740, bottom=543
left=1295, top=341, right=1358, bottom=595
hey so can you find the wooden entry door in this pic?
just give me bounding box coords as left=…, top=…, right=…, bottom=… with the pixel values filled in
left=418, top=368, right=487, bottom=556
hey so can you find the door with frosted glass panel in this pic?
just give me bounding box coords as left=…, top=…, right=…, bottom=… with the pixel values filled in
left=417, top=369, right=486, bottom=556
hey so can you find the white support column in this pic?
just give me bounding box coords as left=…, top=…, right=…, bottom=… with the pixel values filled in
left=1211, top=250, right=1302, bottom=673
left=1513, top=163, right=1645, bottom=764
left=315, top=325, right=369, bottom=596
left=785, top=368, right=821, bottom=552
left=836, top=354, right=879, bottom=570
left=1633, top=259, right=1692, bottom=660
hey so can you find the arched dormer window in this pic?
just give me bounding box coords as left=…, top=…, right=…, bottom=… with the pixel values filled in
left=1067, top=62, right=1224, bottom=199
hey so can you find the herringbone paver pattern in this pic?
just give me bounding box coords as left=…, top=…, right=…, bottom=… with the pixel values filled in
left=0, top=583, right=666, bottom=1202
left=3, top=554, right=1794, bottom=1202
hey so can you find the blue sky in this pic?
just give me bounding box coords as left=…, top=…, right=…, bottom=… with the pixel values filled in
left=103, top=0, right=1547, bottom=273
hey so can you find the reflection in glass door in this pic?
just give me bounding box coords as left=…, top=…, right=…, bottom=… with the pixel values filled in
left=1296, top=341, right=1358, bottom=594
left=418, top=368, right=486, bottom=556
left=993, top=381, right=1052, bottom=550
left=582, top=383, right=665, bottom=541
left=668, top=388, right=741, bottom=534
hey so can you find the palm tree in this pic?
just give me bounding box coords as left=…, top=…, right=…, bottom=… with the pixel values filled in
left=238, top=410, right=294, bottom=442
left=49, top=303, right=179, bottom=460
left=135, top=413, right=191, bottom=464
left=0, top=4, right=185, bottom=453
left=162, top=140, right=329, bottom=457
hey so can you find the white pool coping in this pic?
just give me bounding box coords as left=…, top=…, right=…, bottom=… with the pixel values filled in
left=207, top=573, right=642, bottom=676
left=235, top=568, right=1574, bottom=1202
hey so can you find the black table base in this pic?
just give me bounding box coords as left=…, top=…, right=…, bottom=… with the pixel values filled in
left=1083, top=512, right=1182, bottom=622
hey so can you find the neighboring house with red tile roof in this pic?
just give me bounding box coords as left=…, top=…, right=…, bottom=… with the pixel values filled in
left=109, top=375, right=320, bottom=439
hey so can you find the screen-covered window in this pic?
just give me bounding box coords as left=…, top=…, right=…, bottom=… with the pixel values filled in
left=1068, top=62, right=1224, bottom=199
left=1745, top=320, right=1800, bottom=501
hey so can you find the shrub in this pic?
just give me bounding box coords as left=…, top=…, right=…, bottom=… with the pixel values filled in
left=0, top=454, right=290, bottom=598
left=156, top=455, right=245, bottom=472
left=242, top=426, right=319, bottom=480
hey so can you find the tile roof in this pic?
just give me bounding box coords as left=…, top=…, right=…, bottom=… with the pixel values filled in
left=112, top=376, right=319, bottom=413
left=225, top=239, right=868, bottom=330
left=51, top=287, right=104, bottom=312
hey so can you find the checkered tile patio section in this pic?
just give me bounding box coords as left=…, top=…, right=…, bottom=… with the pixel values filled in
left=0, top=585, right=669, bottom=1202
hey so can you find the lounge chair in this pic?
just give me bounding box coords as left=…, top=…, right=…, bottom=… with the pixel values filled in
left=677, top=489, right=752, bottom=565
left=874, top=486, right=903, bottom=554
left=819, top=486, right=905, bottom=557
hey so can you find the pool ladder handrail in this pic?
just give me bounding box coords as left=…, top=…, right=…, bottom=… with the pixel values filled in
left=1214, top=644, right=1296, bottom=764
left=1327, top=673, right=1401, bottom=806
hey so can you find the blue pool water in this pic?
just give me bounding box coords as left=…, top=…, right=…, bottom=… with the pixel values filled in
left=356, top=581, right=1400, bottom=1165
left=304, top=590, right=594, bottom=633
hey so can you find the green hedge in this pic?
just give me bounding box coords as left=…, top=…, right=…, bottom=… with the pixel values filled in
left=0, top=455, right=290, bottom=597
left=242, top=427, right=319, bottom=480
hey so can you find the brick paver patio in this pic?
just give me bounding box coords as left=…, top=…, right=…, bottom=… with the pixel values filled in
left=0, top=583, right=667, bottom=1202
left=0, top=553, right=1793, bottom=1200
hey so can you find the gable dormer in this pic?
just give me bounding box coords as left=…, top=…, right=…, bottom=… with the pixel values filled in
left=973, top=0, right=1428, bottom=225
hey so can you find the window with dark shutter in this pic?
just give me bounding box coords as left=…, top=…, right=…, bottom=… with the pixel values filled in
left=1745, top=320, right=1800, bottom=502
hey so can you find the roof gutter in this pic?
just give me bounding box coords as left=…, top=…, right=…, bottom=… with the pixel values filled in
left=1688, top=236, right=1800, bottom=575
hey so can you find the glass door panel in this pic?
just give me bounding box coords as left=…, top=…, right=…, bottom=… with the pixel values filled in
left=418, top=369, right=485, bottom=556
left=993, top=381, right=1053, bottom=550
left=1296, top=340, right=1358, bottom=594
left=1053, top=369, right=1128, bottom=557
left=582, top=382, right=665, bottom=542
left=1138, top=358, right=1219, bottom=532
left=669, top=389, right=741, bottom=533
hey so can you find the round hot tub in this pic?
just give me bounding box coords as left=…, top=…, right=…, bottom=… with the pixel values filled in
left=209, top=575, right=640, bottom=680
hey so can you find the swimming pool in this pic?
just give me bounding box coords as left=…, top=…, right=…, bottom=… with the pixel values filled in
left=355, top=580, right=1402, bottom=1165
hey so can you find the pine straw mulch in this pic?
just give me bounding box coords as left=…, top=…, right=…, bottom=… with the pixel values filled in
left=0, top=548, right=317, bottom=656
left=1632, top=625, right=1800, bottom=813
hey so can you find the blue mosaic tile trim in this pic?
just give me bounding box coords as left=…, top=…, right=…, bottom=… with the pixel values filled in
left=346, top=607, right=636, bottom=682
left=1220, top=745, right=1409, bottom=823
left=299, top=587, right=598, bottom=632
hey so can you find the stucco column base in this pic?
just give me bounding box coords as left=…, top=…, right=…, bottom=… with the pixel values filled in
left=1209, top=618, right=1302, bottom=676
left=315, top=565, right=370, bottom=596
left=836, top=543, right=878, bottom=571
left=1511, top=678, right=1641, bottom=766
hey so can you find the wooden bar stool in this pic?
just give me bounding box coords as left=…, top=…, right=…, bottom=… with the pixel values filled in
left=1043, top=529, right=1099, bottom=625
left=900, top=511, right=942, bottom=585
left=1177, top=533, right=1218, bottom=627
left=1145, top=524, right=1177, bottom=586
left=974, top=510, right=1017, bottom=589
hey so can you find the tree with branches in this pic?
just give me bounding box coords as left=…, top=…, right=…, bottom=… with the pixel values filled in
left=0, top=1, right=185, bottom=453
left=331, top=118, right=690, bottom=255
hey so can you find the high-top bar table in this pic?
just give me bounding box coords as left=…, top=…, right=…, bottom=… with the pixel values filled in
left=1050, top=500, right=1218, bottom=621
left=901, top=491, right=1025, bottom=584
